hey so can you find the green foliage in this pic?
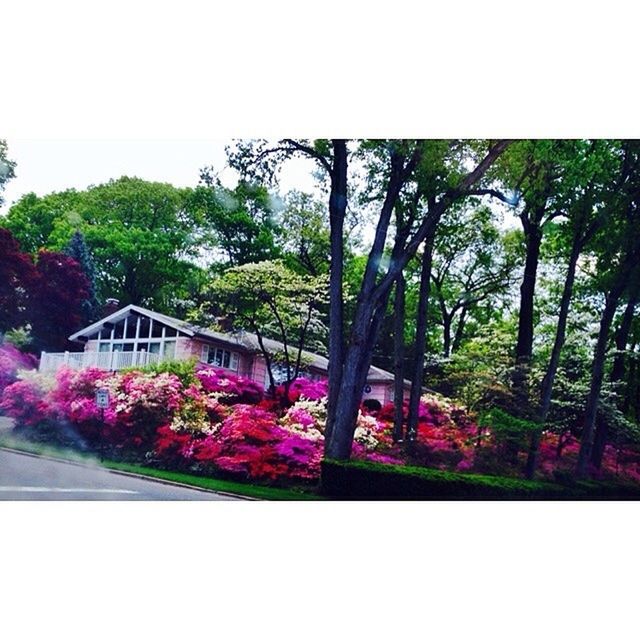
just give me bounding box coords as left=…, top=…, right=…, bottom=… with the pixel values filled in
left=189, top=176, right=281, bottom=268
left=1, top=189, right=83, bottom=254
left=478, top=407, right=539, bottom=454
left=133, top=358, right=199, bottom=386
left=429, top=203, right=522, bottom=355
left=320, top=459, right=640, bottom=499
left=0, top=139, right=16, bottom=206
left=277, top=190, right=330, bottom=275
left=2, top=327, right=32, bottom=350
left=195, top=260, right=329, bottom=384
left=436, top=320, right=518, bottom=412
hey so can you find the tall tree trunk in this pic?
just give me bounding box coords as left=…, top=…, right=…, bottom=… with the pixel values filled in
left=326, top=294, right=392, bottom=459
left=525, top=241, right=580, bottom=478
left=451, top=306, right=468, bottom=354
left=325, top=141, right=511, bottom=459
left=623, top=340, right=637, bottom=416
left=393, top=273, right=406, bottom=442
left=611, top=290, right=639, bottom=384
left=407, top=235, right=435, bottom=441
left=591, top=288, right=640, bottom=468
left=442, top=311, right=452, bottom=358
left=324, top=141, right=348, bottom=450
left=515, top=223, right=543, bottom=364
left=576, top=293, right=624, bottom=477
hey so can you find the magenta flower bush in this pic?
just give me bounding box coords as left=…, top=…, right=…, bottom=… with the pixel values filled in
left=0, top=379, right=48, bottom=427
left=286, top=378, right=328, bottom=402
left=195, top=364, right=263, bottom=404
left=0, top=343, right=38, bottom=394
left=192, top=404, right=323, bottom=481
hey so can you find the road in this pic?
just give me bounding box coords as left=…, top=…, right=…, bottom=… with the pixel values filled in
left=0, top=449, right=240, bottom=501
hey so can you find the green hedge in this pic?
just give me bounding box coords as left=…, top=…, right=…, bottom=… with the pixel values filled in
left=320, top=459, right=640, bottom=500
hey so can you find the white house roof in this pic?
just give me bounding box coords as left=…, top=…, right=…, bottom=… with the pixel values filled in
left=69, top=304, right=408, bottom=385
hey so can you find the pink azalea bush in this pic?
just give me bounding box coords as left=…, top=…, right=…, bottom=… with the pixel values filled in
left=195, top=364, right=263, bottom=404
left=192, top=405, right=323, bottom=481
left=0, top=343, right=38, bottom=394
left=0, top=379, right=48, bottom=427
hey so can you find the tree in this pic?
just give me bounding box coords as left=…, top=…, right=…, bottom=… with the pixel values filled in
left=277, top=190, right=331, bottom=276
left=524, top=140, right=623, bottom=476
left=227, top=138, right=348, bottom=449
left=2, top=177, right=203, bottom=313
left=576, top=141, right=640, bottom=476
left=228, top=139, right=512, bottom=459
left=0, top=139, right=16, bottom=207
left=195, top=260, right=329, bottom=395
left=0, top=189, right=82, bottom=254
left=591, top=281, right=640, bottom=467
left=189, top=175, right=281, bottom=268
left=492, top=141, right=586, bottom=396
left=64, top=231, right=101, bottom=324
left=0, top=229, right=37, bottom=334
left=430, top=204, right=521, bottom=358
left=29, top=251, right=90, bottom=353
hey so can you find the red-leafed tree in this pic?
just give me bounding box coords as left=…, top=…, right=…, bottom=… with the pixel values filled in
left=29, top=251, right=90, bottom=352
left=0, top=229, right=37, bottom=333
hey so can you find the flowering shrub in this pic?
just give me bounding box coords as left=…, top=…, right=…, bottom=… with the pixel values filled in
left=195, top=364, right=263, bottom=404
left=44, top=367, right=118, bottom=447
left=169, top=384, right=227, bottom=435
left=154, top=424, right=196, bottom=467
left=8, top=358, right=640, bottom=487
left=280, top=397, right=326, bottom=440
left=354, top=412, right=385, bottom=451
left=0, top=343, right=38, bottom=395
left=192, top=404, right=323, bottom=481
left=107, top=371, right=183, bottom=450
left=0, top=379, right=48, bottom=427
left=286, top=378, right=328, bottom=402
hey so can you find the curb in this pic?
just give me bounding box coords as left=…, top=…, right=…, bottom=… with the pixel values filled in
left=0, top=446, right=256, bottom=500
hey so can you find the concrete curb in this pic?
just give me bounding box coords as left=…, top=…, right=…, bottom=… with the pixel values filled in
left=0, top=446, right=257, bottom=500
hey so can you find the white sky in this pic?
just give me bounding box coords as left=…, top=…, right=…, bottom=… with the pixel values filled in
left=0, top=139, right=321, bottom=215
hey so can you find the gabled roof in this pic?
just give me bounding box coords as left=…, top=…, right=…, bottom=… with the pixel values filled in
left=68, top=304, right=197, bottom=341
left=69, top=305, right=408, bottom=385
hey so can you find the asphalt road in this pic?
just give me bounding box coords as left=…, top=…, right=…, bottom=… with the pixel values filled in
left=0, top=449, right=240, bottom=501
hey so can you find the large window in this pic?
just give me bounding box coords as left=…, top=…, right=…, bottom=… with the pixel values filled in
left=200, top=345, right=239, bottom=371
left=92, top=314, right=185, bottom=361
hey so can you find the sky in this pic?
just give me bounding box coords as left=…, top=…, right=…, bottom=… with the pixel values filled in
left=0, top=139, right=321, bottom=215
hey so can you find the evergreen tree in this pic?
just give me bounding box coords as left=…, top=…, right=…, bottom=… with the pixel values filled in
left=64, top=231, right=101, bottom=323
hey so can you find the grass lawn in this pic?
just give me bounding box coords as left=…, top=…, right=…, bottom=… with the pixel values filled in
left=0, top=433, right=321, bottom=501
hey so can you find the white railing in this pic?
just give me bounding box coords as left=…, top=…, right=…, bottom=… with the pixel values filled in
left=39, top=350, right=168, bottom=374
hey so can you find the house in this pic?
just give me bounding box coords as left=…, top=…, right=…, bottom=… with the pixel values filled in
left=39, top=304, right=409, bottom=404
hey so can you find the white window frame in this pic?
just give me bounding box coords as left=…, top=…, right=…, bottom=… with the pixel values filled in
left=93, top=314, right=184, bottom=359
left=200, top=344, right=239, bottom=371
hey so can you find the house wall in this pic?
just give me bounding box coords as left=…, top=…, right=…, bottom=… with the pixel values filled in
left=175, top=336, right=199, bottom=360
left=85, top=340, right=98, bottom=352
left=186, top=337, right=254, bottom=378
left=251, top=355, right=269, bottom=388
left=363, top=382, right=389, bottom=405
